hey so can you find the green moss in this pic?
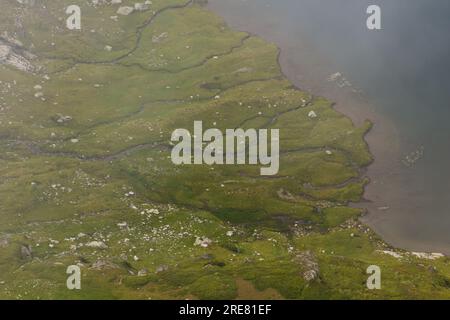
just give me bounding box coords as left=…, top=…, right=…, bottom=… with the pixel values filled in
left=0, top=0, right=448, bottom=300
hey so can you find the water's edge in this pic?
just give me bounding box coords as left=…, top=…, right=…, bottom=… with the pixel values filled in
left=206, top=2, right=448, bottom=255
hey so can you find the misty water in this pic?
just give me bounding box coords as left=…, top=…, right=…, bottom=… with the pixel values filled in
left=208, top=0, right=450, bottom=253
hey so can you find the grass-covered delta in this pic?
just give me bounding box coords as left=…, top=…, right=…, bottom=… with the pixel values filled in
left=0, top=0, right=449, bottom=299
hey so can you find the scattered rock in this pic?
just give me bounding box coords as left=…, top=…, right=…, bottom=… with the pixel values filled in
left=194, top=236, right=212, bottom=248
left=55, top=114, right=73, bottom=124
left=152, top=32, right=168, bottom=43
left=16, top=0, right=36, bottom=5
left=411, top=252, right=444, bottom=260
left=20, top=245, right=32, bottom=260
left=155, top=265, right=169, bottom=273
left=117, top=222, right=128, bottom=229
left=138, top=268, right=149, bottom=276
left=85, top=241, right=108, bottom=249
left=0, top=237, right=9, bottom=248
left=378, top=250, right=403, bottom=259
left=134, top=3, right=149, bottom=11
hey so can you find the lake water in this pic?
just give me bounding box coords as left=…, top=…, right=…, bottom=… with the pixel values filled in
left=208, top=0, right=450, bottom=253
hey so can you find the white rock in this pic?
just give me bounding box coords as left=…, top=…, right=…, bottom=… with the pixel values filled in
left=378, top=250, right=403, bottom=259
left=308, top=111, right=317, bottom=119
left=86, top=241, right=108, bottom=249
left=117, top=6, right=134, bottom=15
left=194, top=237, right=212, bottom=248
left=411, top=252, right=444, bottom=260
left=117, top=222, right=128, bottom=228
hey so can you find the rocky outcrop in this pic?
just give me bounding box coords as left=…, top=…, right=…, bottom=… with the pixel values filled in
left=0, top=37, right=36, bottom=72
left=294, top=251, right=320, bottom=282
left=85, top=241, right=108, bottom=249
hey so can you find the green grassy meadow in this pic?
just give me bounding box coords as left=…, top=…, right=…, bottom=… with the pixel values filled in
left=0, top=0, right=449, bottom=299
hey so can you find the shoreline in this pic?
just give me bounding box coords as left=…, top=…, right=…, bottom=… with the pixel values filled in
left=205, top=2, right=448, bottom=256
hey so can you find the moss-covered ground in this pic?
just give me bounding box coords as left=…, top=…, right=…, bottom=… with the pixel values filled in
left=0, top=0, right=449, bottom=299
